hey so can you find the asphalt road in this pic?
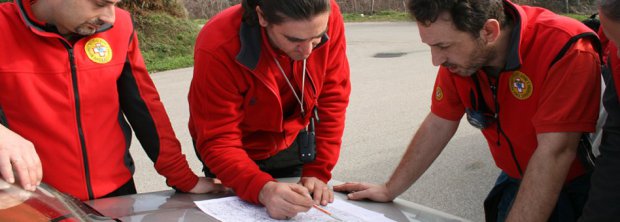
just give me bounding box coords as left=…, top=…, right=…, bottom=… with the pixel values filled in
left=129, top=22, right=499, bottom=222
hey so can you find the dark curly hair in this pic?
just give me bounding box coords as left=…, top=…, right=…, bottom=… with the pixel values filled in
left=407, top=0, right=506, bottom=38
left=242, top=0, right=331, bottom=26
left=599, top=0, right=620, bottom=21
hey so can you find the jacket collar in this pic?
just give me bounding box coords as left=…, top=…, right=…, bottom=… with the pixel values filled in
left=16, top=0, right=49, bottom=33
left=236, top=21, right=330, bottom=70
left=502, top=0, right=523, bottom=71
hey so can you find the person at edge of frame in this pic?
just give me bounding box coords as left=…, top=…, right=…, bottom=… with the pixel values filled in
left=0, top=0, right=225, bottom=202
left=579, top=0, right=620, bottom=221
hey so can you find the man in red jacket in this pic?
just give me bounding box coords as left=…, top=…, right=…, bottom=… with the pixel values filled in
left=0, top=0, right=224, bottom=200
left=189, top=0, right=350, bottom=219
left=580, top=0, right=620, bottom=221
left=335, top=0, right=601, bottom=221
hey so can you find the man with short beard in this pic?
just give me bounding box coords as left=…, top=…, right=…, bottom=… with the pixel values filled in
left=335, top=0, right=601, bottom=221
left=0, top=0, right=225, bottom=200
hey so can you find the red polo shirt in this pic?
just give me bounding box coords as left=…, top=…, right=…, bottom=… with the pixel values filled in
left=431, top=2, right=601, bottom=180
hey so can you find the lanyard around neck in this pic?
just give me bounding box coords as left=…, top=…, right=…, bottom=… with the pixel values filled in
left=273, top=57, right=307, bottom=117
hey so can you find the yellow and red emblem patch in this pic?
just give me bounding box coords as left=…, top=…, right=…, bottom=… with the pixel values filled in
left=509, top=71, right=533, bottom=100
left=435, top=86, right=444, bottom=101
left=85, top=37, right=112, bottom=64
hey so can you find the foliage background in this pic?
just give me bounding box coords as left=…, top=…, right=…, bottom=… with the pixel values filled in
left=116, top=0, right=198, bottom=72
left=0, top=0, right=197, bottom=72
left=183, top=0, right=598, bottom=19
left=0, top=0, right=598, bottom=72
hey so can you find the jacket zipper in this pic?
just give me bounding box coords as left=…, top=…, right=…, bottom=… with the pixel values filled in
left=0, top=105, right=8, bottom=127
left=489, top=77, right=524, bottom=177
left=62, top=42, right=95, bottom=199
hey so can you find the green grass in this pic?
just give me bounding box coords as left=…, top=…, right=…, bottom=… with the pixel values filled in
left=193, top=18, right=208, bottom=27
left=139, top=11, right=593, bottom=72
left=342, top=11, right=411, bottom=22
left=192, top=11, right=411, bottom=25
left=562, top=13, right=590, bottom=21
left=134, top=13, right=200, bottom=72
left=141, top=52, right=195, bottom=72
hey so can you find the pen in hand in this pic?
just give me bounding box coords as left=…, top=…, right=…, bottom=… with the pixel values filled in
left=313, top=204, right=344, bottom=221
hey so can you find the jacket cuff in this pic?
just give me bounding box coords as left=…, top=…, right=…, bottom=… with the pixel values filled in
left=168, top=173, right=199, bottom=192
left=244, top=175, right=276, bottom=204
left=301, top=168, right=331, bottom=183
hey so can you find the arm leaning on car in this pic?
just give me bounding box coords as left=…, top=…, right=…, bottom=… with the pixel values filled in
left=0, top=125, right=42, bottom=192
left=334, top=113, right=458, bottom=202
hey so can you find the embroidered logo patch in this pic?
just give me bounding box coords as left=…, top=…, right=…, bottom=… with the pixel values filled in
left=85, top=38, right=112, bottom=64
left=435, top=86, right=444, bottom=101
left=509, top=71, right=533, bottom=100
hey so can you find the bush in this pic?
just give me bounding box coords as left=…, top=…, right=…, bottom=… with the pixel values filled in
left=133, top=12, right=199, bottom=72
left=118, top=0, right=188, bottom=18
left=184, top=0, right=238, bottom=19
left=182, top=0, right=598, bottom=19
left=183, top=0, right=409, bottom=18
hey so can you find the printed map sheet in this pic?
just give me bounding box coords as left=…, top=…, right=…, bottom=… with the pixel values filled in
left=195, top=196, right=395, bottom=222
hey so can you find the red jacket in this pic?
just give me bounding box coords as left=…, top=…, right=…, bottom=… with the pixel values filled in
left=606, top=43, right=620, bottom=102
left=189, top=0, right=350, bottom=204
left=431, top=1, right=601, bottom=180
left=0, top=0, right=198, bottom=200
left=597, top=30, right=620, bottom=102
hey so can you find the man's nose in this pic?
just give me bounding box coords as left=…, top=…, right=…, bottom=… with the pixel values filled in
left=430, top=48, right=447, bottom=66
left=100, top=5, right=116, bottom=24
left=297, top=42, right=314, bottom=57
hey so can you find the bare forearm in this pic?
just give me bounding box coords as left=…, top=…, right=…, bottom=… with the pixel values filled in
left=506, top=132, right=580, bottom=222
left=385, top=113, right=458, bottom=199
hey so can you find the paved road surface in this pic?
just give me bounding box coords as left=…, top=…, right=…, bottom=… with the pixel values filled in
left=129, top=22, right=499, bottom=222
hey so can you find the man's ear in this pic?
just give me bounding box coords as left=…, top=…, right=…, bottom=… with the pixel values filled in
left=480, top=19, right=501, bottom=44
left=256, top=6, right=268, bottom=27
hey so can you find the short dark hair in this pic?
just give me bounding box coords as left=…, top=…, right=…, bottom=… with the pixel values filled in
left=407, top=0, right=506, bottom=38
left=242, top=0, right=331, bottom=26
left=599, top=0, right=620, bottom=21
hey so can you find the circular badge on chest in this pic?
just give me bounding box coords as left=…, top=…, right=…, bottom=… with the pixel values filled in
left=509, top=71, right=533, bottom=100
left=435, top=86, right=444, bottom=101
left=84, top=37, right=113, bottom=64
